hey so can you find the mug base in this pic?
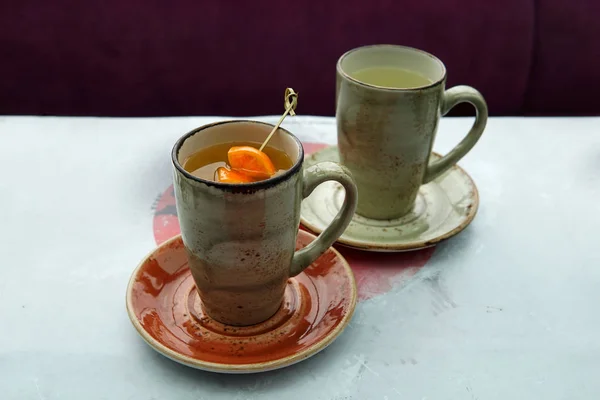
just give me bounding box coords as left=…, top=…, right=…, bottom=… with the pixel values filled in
left=354, top=205, right=414, bottom=221
left=199, top=292, right=284, bottom=327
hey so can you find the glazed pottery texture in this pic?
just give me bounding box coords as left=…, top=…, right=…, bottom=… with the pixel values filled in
left=171, top=121, right=357, bottom=326
left=300, top=146, right=479, bottom=252
left=126, top=231, right=357, bottom=373
left=336, top=45, right=487, bottom=220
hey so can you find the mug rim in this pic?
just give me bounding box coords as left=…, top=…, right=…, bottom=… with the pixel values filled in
left=171, top=120, right=305, bottom=191
left=337, top=44, right=447, bottom=91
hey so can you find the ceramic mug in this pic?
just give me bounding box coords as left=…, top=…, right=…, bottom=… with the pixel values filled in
left=336, top=44, right=488, bottom=219
left=172, top=120, right=358, bottom=326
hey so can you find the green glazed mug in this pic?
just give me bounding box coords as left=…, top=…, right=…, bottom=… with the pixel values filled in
left=336, top=44, right=488, bottom=220
left=172, top=120, right=358, bottom=326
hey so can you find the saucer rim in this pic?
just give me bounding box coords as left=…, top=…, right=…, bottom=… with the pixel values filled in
left=125, top=231, right=357, bottom=374
left=300, top=146, right=479, bottom=252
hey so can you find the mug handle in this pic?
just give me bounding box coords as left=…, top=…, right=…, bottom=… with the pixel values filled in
left=422, top=86, right=488, bottom=184
left=290, top=161, right=358, bottom=277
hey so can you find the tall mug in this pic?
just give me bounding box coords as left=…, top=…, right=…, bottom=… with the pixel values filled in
left=172, top=121, right=358, bottom=326
left=336, top=44, right=488, bottom=220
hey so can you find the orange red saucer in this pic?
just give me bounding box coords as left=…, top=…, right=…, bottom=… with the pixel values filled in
left=126, top=230, right=357, bottom=373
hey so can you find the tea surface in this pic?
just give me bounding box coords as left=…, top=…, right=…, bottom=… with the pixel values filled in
left=350, top=66, right=432, bottom=88
left=182, top=141, right=293, bottom=181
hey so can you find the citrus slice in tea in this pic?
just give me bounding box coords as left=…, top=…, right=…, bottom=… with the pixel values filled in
left=227, top=146, right=276, bottom=179
left=216, top=167, right=255, bottom=184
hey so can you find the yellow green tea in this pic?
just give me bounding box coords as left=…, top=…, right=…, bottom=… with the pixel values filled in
left=182, top=141, right=293, bottom=181
left=350, top=66, right=432, bottom=89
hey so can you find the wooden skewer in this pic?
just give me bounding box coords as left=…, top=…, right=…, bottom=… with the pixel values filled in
left=259, top=88, right=298, bottom=152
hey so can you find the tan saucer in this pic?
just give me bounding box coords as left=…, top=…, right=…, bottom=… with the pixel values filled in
left=300, top=146, right=479, bottom=252
left=126, top=230, right=357, bottom=374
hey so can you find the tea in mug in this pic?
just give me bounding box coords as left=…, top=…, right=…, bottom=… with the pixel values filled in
left=182, top=141, right=293, bottom=182
left=350, top=66, right=432, bottom=89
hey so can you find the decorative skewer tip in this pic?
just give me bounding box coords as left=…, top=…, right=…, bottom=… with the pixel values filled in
left=284, top=88, right=298, bottom=116
left=259, top=88, right=299, bottom=151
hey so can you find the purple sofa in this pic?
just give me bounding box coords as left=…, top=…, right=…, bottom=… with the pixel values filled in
left=1, top=0, right=599, bottom=116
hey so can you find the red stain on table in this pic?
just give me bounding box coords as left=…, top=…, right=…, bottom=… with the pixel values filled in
left=337, top=246, right=434, bottom=300
left=152, top=142, right=434, bottom=301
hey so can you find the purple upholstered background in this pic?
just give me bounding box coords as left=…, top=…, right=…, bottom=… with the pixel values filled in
left=1, top=1, right=599, bottom=116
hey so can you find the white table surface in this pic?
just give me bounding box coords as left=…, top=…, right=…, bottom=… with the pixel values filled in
left=1, top=115, right=599, bottom=400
